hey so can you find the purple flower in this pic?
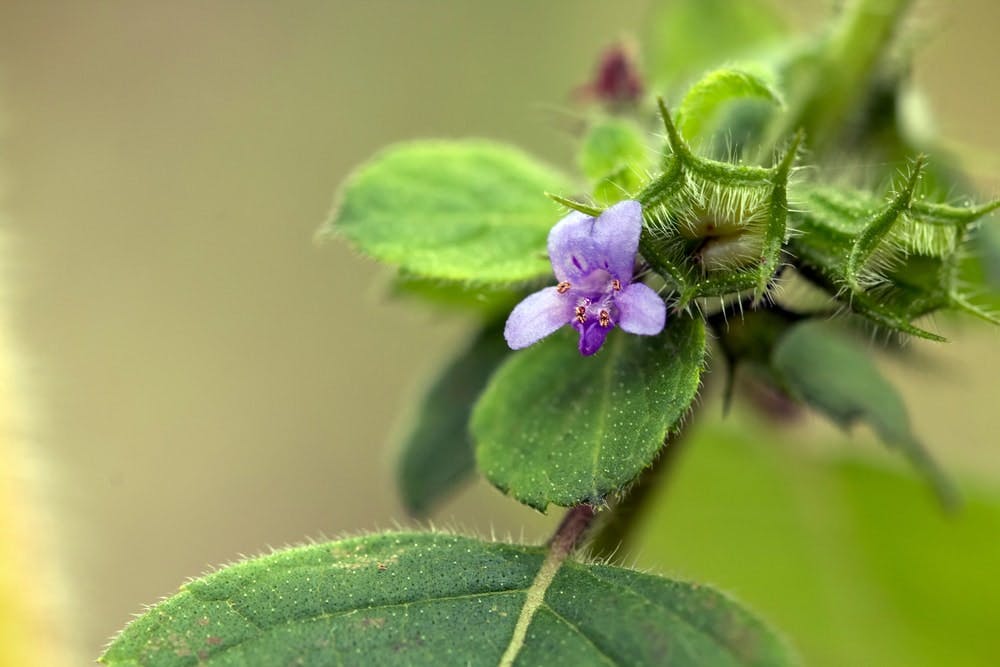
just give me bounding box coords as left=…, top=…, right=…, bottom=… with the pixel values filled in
left=504, top=200, right=666, bottom=356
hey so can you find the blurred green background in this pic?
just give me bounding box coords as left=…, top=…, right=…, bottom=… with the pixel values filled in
left=0, top=0, right=998, bottom=663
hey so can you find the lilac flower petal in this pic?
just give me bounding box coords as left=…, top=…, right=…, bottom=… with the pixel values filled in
left=592, top=200, right=642, bottom=283
left=574, top=320, right=612, bottom=356
left=504, top=287, right=573, bottom=349
left=547, top=211, right=601, bottom=282
left=616, top=282, right=666, bottom=335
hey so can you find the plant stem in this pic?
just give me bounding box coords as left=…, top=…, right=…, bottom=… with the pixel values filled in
left=757, top=0, right=914, bottom=161
left=498, top=504, right=597, bottom=667
left=816, top=0, right=914, bottom=143
left=548, top=503, right=598, bottom=554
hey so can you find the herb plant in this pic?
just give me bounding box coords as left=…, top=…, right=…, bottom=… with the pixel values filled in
left=102, top=1, right=999, bottom=665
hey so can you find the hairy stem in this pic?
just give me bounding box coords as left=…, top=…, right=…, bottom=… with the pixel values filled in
left=757, top=0, right=913, bottom=160
left=548, top=503, right=598, bottom=553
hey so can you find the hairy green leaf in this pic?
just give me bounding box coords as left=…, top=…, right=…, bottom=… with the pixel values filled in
left=676, top=68, right=783, bottom=144
left=397, top=322, right=510, bottom=516
left=578, top=118, right=648, bottom=183
left=102, top=532, right=791, bottom=666
left=325, top=141, right=573, bottom=283
left=473, top=316, right=706, bottom=511
left=772, top=321, right=955, bottom=507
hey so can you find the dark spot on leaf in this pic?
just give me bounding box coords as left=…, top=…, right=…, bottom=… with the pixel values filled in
left=392, top=634, right=426, bottom=652
left=360, top=616, right=387, bottom=629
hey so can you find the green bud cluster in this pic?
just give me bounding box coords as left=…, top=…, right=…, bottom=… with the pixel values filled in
left=562, top=98, right=998, bottom=342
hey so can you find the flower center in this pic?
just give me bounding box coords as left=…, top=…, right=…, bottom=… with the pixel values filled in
left=559, top=269, right=622, bottom=328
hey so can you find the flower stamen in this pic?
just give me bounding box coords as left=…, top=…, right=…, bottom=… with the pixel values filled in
left=575, top=305, right=587, bottom=323
left=599, top=309, right=611, bottom=328
left=557, top=281, right=572, bottom=294
left=611, top=279, right=621, bottom=291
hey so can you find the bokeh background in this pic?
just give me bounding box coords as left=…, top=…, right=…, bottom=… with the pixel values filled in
left=1, top=0, right=998, bottom=663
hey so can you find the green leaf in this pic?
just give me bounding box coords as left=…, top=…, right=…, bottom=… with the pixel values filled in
left=102, top=532, right=791, bottom=666
left=635, top=421, right=1000, bottom=667
left=577, top=118, right=649, bottom=205
left=390, top=273, right=523, bottom=319
left=397, top=322, right=510, bottom=516
left=643, top=0, right=787, bottom=90
left=675, top=67, right=784, bottom=144
left=578, top=118, right=648, bottom=183
left=772, top=321, right=956, bottom=507
left=325, top=141, right=573, bottom=284
left=472, top=316, right=706, bottom=511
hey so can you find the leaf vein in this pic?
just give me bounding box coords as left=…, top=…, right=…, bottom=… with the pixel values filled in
left=541, top=603, right=620, bottom=666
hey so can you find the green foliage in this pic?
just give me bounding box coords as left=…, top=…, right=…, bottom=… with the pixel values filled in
left=324, top=141, right=572, bottom=284
left=789, top=180, right=1000, bottom=340
left=636, top=422, right=1000, bottom=667
left=754, top=0, right=914, bottom=158
left=675, top=67, right=784, bottom=145
left=397, top=322, right=510, bottom=516
left=473, top=317, right=705, bottom=511
left=578, top=118, right=650, bottom=205
left=772, top=321, right=955, bottom=507
left=101, top=532, right=792, bottom=667
left=147, top=2, right=1000, bottom=665
left=390, top=273, right=524, bottom=319
left=643, top=0, right=787, bottom=91
left=578, top=118, right=648, bottom=182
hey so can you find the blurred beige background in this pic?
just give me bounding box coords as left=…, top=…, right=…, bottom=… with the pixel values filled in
left=0, top=0, right=997, bottom=659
